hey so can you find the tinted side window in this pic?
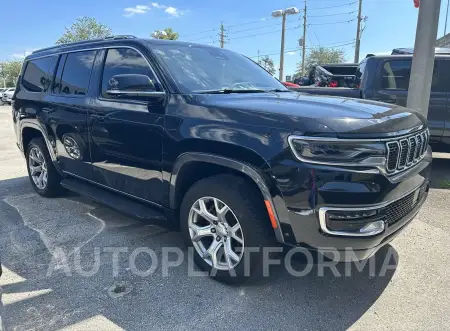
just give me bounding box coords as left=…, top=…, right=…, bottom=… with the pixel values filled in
left=432, top=59, right=450, bottom=92
left=59, top=51, right=96, bottom=96
left=101, top=48, right=160, bottom=98
left=22, top=57, right=55, bottom=92
left=382, top=60, right=411, bottom=90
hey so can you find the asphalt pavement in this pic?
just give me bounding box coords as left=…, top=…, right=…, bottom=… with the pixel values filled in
left=0, top=105, right=449, bottom=331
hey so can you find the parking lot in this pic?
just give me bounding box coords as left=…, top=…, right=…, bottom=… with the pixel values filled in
left=0, top=104, right=450, bottom=330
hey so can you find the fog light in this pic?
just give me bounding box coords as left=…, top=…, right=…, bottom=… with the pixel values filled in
left=359, top=220, right=385, bottom=234
left=321, top=207, right=386, bottom=236
left=328, top=210, right=377, bottom=220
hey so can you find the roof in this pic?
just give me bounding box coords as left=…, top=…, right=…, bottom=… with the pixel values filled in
left=27, top=35, right=221, bottom=60
left=392, top=47, right=450, bottom=54
left=367, top=53, right=450, bottom=61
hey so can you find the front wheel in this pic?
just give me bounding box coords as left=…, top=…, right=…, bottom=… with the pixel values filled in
left=180, top=174, right=275, bottom=284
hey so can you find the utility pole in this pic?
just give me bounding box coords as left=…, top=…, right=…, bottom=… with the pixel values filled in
left=301, top=1, right=307, bottom=76
left=219, top=22, right=226, bottom=48
left=279, top=13, right=287, bottom=81
left=354, top=0, right=363, bottom=63
left=257, top=50, right=260, bottom=63
left=407, top=0, right=441, bottom=118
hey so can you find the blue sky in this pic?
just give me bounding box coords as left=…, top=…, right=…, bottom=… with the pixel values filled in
left=2, top=0, right=450, bottom=78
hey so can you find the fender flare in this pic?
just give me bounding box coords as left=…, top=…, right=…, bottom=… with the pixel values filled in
left=169, top=152, right=284, bottom=242
left=20, top=121, right=64, bottom=175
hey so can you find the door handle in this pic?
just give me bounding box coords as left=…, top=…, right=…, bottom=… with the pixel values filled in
left=42, top=107, right=55, bottom=113
left=91, top=114, right=106, bottom=123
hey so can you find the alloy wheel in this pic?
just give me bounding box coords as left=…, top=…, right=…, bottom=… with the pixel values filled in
left=63, top=135, right=81, bottom=160
left=28, top=147, right=48, bottom=190
left=188, top=197, right=244, bottom=270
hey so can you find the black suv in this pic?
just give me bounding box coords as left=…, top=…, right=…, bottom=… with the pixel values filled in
left=12, top=36, right=431, bottom=283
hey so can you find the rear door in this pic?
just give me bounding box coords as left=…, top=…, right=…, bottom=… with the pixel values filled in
left=47, top=50, right=98, bottom=179
left=87, top=47, right=165, bottom=205
left=377, top=59, right=446, bottom=143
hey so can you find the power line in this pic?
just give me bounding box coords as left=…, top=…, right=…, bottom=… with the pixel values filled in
left=308, top=10, right=357, bottom=18
left=248, top=40, right=356, bottom=58
left=228, top=26, right=299, bottom=41
left=188, top=35, right=216, bottom=42
left=310, top=27, right=321, bottom=46
left=308, top=1, right=357, bottom=10
left=308, top=18, right=356, bottom=26
left=229, top=19, right=298, bottom=34
left=225, top=17, right=277, bottom=28
left=181, top=0, right=358, bottom=41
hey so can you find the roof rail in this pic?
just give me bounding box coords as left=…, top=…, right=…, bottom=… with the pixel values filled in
left=104, top=35, right=137, bottom=40
left=32, top=35, right=138, bottom=55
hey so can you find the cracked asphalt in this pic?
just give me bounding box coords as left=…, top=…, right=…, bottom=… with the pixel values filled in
left=0, top=105, right=450, bottom=330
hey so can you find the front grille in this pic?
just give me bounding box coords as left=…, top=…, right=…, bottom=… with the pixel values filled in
left=398, top=139, right=409, bottom=169
left=386, top=129, right=428, bottom=174
left=384, top=183, right=428, bottom=225
left=386, top=142, right=399, bottom=171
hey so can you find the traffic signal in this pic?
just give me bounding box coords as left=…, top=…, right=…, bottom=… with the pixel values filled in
left=414, top=0, right=420, bottom=8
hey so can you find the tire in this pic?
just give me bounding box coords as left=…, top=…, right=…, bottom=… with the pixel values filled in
left=26, top=138, right=63, bottom=197
left=180, top=174, right=276, bottom=284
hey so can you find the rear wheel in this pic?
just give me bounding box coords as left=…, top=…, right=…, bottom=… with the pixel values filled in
left=26, top=138, right=63, bottom=197
left=180, top=174, right=275, bottom=284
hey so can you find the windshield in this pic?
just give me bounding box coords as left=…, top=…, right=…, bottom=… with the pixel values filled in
left=151, top=43, right=288, bottom=94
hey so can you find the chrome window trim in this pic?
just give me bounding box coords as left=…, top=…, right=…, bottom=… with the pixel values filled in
left=24, top=46, right=166, bottom=94
left=318, top=181, right=427, bottom=237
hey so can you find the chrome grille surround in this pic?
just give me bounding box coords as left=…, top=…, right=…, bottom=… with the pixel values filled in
left=386, top=129, right=429, bottom=174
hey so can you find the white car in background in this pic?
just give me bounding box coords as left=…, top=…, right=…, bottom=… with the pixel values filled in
left=1, top=88, right=15, bottom=104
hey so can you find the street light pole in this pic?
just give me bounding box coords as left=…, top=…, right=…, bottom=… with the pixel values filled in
left=279, top=13, right=286, bottom=81
left=406, top=0, right=442, bottom=118
left=272, top=7, right=299, bottom=81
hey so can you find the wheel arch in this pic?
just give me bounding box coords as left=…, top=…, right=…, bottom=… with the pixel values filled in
left=169, top=152, right=284, bottom=242
left=20, top=122, right=63, bottom=175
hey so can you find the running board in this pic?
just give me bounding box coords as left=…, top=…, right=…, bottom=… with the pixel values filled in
left=61, top=178, right=167, bottom=223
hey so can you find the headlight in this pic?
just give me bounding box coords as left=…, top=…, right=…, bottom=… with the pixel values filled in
left=288, top=136, right=386, bottom=166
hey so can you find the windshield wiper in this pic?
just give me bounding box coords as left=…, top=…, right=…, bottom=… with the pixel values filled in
left=265, top=89, right=291, bottom=92
left=196, top=89, right=267, bottom=94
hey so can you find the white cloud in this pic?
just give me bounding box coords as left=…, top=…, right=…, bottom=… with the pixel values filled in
left=151, top=2, right=166, bottom=9
left=165, top=6, right=184, bottom=17
left=123, top=5, right=150, bottom=17
left=286, top=51, right=297, bottom=56
left=11, top=50, right=33, bottom=59
left=124, top=3, right=185, bottom=18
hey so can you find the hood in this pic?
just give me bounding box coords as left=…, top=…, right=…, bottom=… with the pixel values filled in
left=193, top=92, right=426, bottom=138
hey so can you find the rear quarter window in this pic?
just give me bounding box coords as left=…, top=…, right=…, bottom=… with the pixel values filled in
left=22, top=56, right=56, bottom=92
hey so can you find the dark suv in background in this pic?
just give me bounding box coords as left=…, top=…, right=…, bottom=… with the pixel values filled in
left=12, top=36, right=431, bottom=283
left=296, top=54, right=450, bottom=150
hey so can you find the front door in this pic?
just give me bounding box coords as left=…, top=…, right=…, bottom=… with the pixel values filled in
left=88, top=47, right=165, bottom=205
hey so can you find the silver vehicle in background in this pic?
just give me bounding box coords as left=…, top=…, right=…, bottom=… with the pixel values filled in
left=2, top=88, right=15, bottom=104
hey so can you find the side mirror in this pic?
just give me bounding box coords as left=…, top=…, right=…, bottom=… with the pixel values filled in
left=106, top=74, right=165, bottom=97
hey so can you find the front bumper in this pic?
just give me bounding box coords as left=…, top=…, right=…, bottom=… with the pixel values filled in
left=267, top=146, right=432, bottom=261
